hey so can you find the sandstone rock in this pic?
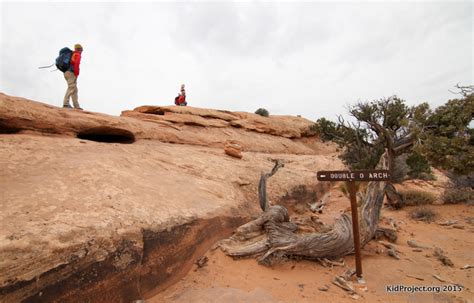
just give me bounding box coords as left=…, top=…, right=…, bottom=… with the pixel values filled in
left=224, top=140, right=243, bottom=159
left=0, top=92, right=345, bottom=302
left=0, top=93, right=339, bottom=156
left=132, top=105, right=239, bottom=121
left=122, top=110, right=229, bottom=128
left=130, top=105, right=316, bottom=138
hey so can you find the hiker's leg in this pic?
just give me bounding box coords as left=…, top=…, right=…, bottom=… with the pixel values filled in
left=63, top=71, right=76, bottom=107
left=71, top=78, right=80, bottom=109
left=63, top=72, right=71, bottom=106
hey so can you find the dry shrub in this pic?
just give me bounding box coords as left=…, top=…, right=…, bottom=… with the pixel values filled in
left=442, top=188, right=474, bottom=204
left=448, top=172, right=474, bottom=188
left=400, top=189, right=437, bottom=206
left=410, top=207, right=437, bottom=223
left=284, top=185, right=312, bottom=201
left=282, top=185, right=316, bottom=214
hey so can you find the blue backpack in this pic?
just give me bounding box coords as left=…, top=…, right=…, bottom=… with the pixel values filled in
left=55, top=47, right=73, bottom=72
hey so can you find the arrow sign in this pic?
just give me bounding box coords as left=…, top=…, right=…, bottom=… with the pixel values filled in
left=316, top=168, right=391, bottom=280
left=317, top=170, right=391, bottom=182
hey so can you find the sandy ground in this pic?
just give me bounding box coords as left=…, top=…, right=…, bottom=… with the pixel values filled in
left=151, top=186, right=474, bottom=303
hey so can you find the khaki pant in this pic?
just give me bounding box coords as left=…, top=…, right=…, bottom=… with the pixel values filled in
left=63, top=71, right=80, bottom=108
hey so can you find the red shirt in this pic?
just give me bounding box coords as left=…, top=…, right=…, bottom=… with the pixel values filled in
left=70, top=51, right=82, bottom=77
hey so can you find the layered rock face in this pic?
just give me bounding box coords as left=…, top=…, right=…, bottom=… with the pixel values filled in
left=0, top=93, right=343, bottom=302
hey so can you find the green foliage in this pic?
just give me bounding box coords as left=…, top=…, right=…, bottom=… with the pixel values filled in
left=418, top=94, right=474, bottom=175
left=313, top=118, right=338, bottom=141
left=313, top=117, right=383, bottom=169
left=411, top=102, right=432, bottom=125
left=345, top=96, right=416, bottom=169
left=305, top=123, right=319, bottom=136
left=406, top=151, right=433, bottom=179
left=348, top=96, right=410, bottom=132
left=399, top=189, right=437, bottom=206
left=315, top=96, right=412, bottom=170
left=442, top=188, right=473, bottom=204
left=340, top=144, right=384, bottom=170
left=315, top=92, right=473, bottom=177
left=426, top=97, right=473, bottom=138
left=255, top=108, right=269, bottom=117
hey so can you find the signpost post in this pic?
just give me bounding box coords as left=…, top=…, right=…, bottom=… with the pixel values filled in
left=316, top=170, right=391, bottom=281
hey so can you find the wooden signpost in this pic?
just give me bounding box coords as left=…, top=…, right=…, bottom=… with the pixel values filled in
left=317, top=169, right=391, bottom=280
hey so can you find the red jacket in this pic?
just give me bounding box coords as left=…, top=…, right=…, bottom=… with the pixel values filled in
left=70, top=51, right=82, bottom=77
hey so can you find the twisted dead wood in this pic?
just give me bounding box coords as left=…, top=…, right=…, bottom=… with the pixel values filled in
left=258, top=160, right=285, bottom=211
left=220, top=152, right=390, bottom=264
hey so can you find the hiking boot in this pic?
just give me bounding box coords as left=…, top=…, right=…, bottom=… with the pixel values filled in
left=63, top=104, right=73, bottom=109
left=75, top=107, right=83, bottom=110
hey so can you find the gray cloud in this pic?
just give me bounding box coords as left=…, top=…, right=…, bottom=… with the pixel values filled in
left=1, top=1, right=472, bottom=121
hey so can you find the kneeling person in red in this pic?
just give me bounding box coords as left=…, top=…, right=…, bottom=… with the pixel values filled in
left=174, top=84, right=187, bottom=106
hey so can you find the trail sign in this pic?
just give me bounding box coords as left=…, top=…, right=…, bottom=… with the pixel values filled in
left=316, top=169, right=391, bottom=281
left=317, top=170, right=391, bottom=182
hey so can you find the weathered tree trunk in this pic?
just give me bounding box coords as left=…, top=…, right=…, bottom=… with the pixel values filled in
left=219, top=151, right=390, bottom=264
left=258, top=160, right=285, bottom=211
left=385, top=183, right=405, bottom=209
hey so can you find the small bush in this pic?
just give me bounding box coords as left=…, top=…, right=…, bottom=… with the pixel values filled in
left=448, top=172, right=474, bottom=188
left=285, top=185, right=311, bottom=200
left=255, top=108, right=269, bottom=117
left=416, top=172, right=436, bottom=181
left=312, top=118, right=338, bottom=142
left=304, top=123, right=319, bottom=136
left=442, top=188, right=474, bottom=204
left=400, top=189, right=437, bottom=206
left=410, top=207, right=437, bottom=223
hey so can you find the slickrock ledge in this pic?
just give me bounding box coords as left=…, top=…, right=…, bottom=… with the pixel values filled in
left=0, top=93, right=330, bottom=155
left=0, top=93, right=343, bottom=302
left=128, top=105, right=315, bottom=138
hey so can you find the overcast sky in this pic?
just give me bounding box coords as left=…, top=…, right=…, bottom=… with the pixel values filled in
left=0, top=1, right=472, bottom=121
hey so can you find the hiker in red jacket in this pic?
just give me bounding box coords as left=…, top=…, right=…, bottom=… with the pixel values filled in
left=63, top=44, right=83, bottom=110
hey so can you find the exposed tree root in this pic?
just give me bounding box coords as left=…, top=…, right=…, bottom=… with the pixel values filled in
left=219, top=152, right=390, bottom=264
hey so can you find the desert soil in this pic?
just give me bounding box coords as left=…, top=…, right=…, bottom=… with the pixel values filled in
left=151, top=186, right=474, bottom=303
